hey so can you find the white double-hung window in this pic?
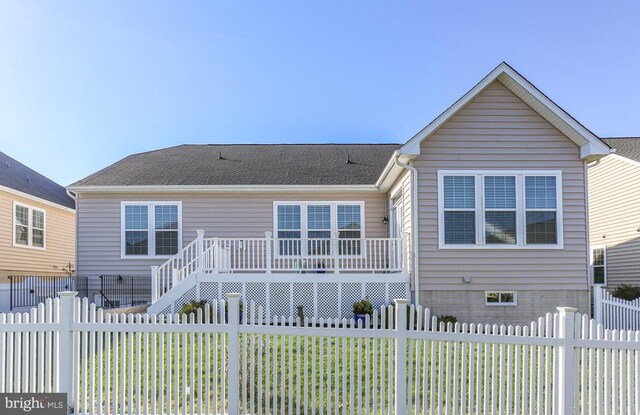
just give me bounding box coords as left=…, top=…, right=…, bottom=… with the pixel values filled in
left=13, top=202, right=46, bottom=249
left=438, top=171, right=563, bottom=248
left=274, top=202, right=363, bottom=256
left=121, top=202, right=182, bottom=258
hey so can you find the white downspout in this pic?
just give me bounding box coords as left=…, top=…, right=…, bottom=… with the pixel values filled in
left=66, top=189, right=79, bottom=283
left=393, top=154, right=420, bottom=305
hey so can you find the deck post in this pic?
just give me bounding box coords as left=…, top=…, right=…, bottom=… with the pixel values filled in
left=227, top=293, right=241, bottom=415
left=394, top=298, right=408, bottom=415
left=333, top=231, right=340, bottom=273
left=150, top=266, right=158, bottom=302
left=58, top=291, right=77, bottom=412
left=265, top=231, right=272, bottom=273
left=556, top=306, right=577, bottom=415
left=196, top=229, right=205, bottom=274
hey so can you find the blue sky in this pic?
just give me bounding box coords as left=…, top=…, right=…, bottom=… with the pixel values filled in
left=0, top=1, right=638, bottom=185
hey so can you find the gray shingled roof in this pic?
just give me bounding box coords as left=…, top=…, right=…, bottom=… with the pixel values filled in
left=602, top=138, right=640, bottom=163
left=0, top=152, right=75, bottom=209
left=70, top=144, right=401, bottom=187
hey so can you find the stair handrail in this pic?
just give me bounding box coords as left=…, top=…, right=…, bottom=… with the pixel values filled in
left=152, top=235, right=200, bottom=302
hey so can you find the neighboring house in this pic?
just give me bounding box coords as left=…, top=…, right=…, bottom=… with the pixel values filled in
left=68, top=62, right=611, bottom=324
left=588, top=138, right=640, bottom=289
left=0, top=152, right=76, bottom=279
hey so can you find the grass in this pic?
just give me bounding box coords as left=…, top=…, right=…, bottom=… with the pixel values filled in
left=76, top=325, right=559, bottom=415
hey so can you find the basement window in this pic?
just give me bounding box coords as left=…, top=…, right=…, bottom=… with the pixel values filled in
left=485, top=291, right=517, bottom=306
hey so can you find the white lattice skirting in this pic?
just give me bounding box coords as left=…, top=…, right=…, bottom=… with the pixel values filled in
left=148, top=273, right=410, bottom=318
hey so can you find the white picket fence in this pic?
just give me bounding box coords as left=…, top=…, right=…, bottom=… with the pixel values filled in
left=1, top=293, right=640, bottom=415
left=593, top=286, right=640, bottom=331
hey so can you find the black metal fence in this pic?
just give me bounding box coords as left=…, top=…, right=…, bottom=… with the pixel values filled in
left=99, top=275, right=151, bottom=309
left=8, top=275, right=88, bottom=310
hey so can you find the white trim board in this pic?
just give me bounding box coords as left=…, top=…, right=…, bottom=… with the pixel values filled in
left=399, top=62, right=610, bottom=161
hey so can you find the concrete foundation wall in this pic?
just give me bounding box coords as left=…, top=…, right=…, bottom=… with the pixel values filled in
left=420, top=290, right=590, bottom=325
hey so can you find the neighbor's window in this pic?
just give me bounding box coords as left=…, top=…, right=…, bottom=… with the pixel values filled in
left=439, top=171, right=562, bottom=248
left=122, top=202, right=181, bottom=257
left=485, top=291, right=517, bottom=306
left=274, top=202, right=364, bottom=256
left=591, top=247, right=606, bottom=285
left=13, top=203, right=45, bottom=249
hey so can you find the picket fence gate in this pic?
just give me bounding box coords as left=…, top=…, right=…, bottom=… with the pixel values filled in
left=1, top=292, right=640, bottom=415
left=593, top=286, right=640, bottom=331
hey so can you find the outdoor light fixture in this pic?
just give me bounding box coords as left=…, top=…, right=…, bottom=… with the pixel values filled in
left=382, top=216, right=389, bottom=224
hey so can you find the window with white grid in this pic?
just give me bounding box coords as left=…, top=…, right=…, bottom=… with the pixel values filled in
left=591, top=247, right=607, bottom=285
left=13, top=202, right=46, bottom=249
left=438, top=171, right=562, bottom=248
left=274, top=202, right=365, bottom=256
left=121, top=202, right=182, bottom=257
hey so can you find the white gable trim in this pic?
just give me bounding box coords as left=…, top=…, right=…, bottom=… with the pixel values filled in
left=400, top=62, right=610, bottom=160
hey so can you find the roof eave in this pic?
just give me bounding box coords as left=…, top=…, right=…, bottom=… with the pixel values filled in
left=0, top=185, right=76, bottom=213
left=67, top=184, right=382, bottom=194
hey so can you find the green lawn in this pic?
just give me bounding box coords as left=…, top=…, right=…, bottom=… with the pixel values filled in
left=77, top=329, right=556, bottom=414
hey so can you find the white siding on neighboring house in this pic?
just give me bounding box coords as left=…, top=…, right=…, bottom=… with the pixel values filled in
left=588, top=154, right=640, bottom=288
left=414, top=81, right=589, bottom=292
left=76, top=191, right=388, bottom=285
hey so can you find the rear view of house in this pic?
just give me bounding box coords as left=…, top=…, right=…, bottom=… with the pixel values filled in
left=0, top=152, right=76, bottom=278
left=69, top=63, right=610, bottom=324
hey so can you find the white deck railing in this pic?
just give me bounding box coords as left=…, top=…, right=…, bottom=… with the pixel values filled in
left=152, top=230, right=410, bottom=303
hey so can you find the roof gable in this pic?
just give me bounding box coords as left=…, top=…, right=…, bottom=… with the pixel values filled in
left=0, top=152, right=75, bottom=209
left=400, top=62, right=610, bottom=160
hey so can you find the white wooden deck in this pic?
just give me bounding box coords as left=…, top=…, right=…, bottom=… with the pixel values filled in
left=148, top=231, right=411, bottom=316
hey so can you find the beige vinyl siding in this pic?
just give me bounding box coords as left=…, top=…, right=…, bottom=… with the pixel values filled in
left=0, top=189, right=75, bottom=279
left=76, top=191, right=388, bottom=282
left=416, top=81, right=589, bottom=291
left=387, top=170, right=412, bottom=235
left=588, top=155, right=640, bottom=287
